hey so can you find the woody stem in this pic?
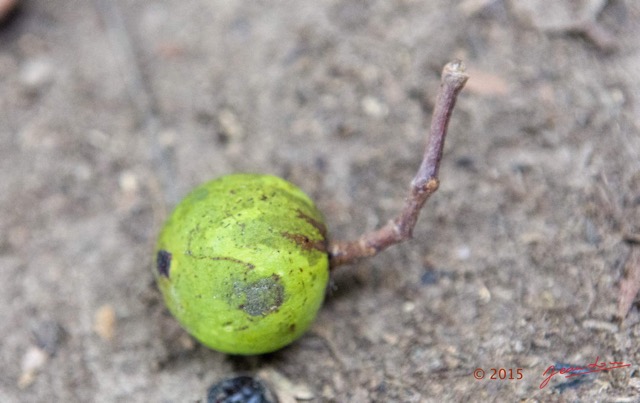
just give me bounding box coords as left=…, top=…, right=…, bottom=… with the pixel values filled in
left=328, top=60, right=469, bottom=269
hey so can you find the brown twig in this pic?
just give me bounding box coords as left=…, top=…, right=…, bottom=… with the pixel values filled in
left=328, top=60, right=469, bottom=269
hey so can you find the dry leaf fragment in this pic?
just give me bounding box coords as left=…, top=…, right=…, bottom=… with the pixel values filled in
left=618, top=248, right=640, bottom=320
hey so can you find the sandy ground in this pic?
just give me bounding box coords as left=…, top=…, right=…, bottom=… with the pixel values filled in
left=1, top=0, right=640, bottom=402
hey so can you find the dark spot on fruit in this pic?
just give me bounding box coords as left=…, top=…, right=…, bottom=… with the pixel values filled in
left=156, top=250, right=172, bottom=277
left=234, top=275, right=284, bottom=316
left=282, top=232, right=326, bottom=253
left=207, top=375, right=276, bottom=403
left=288, top=323, right=296, bottom=333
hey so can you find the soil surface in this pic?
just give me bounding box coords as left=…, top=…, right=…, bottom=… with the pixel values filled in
left=1, top=1, right=639, bottom=402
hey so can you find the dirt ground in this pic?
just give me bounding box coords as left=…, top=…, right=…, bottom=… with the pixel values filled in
left=1, top=0, right=639, bottom=402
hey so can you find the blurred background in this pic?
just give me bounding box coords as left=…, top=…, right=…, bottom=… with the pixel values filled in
left=1, top=0, right=639, bottom=401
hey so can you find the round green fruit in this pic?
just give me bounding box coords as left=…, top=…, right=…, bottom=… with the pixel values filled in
left=154, top=174, right=329, bottom=355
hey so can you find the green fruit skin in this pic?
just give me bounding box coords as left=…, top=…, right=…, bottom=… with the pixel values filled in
left=155, top=174, right=329, bottom=355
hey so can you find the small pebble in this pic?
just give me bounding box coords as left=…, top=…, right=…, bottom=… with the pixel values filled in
left=456, top=245, right=471, bottom=260
left=260, top=368, right=314, bottom=402
left=477, top=284, right=491, bottom=304
left=361, top=96, right=388, bottom=118
left=218, top=109, right=244, bottom=142
left=402, top=301, right=415, bottom=313
left=119, top=171, right=139, bottom=193
left=94, top=305, right=116, bottom=341
left=582, top=319, right=618, bottom=334
left=18, top=346, right=48, bottom=389
left=19, top=58, right=54, bottom=91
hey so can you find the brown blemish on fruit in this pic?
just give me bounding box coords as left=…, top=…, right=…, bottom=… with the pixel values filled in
left=210, top=256, right=255, bottom=271
left=296, top=209, right=327, bottom=238
left=282, top=232, right=327, bottom=253
left=156, top=250, right=172, bottom=277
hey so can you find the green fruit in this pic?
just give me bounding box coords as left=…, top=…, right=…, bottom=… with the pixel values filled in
left=154, top=174, right=329, bottom=355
